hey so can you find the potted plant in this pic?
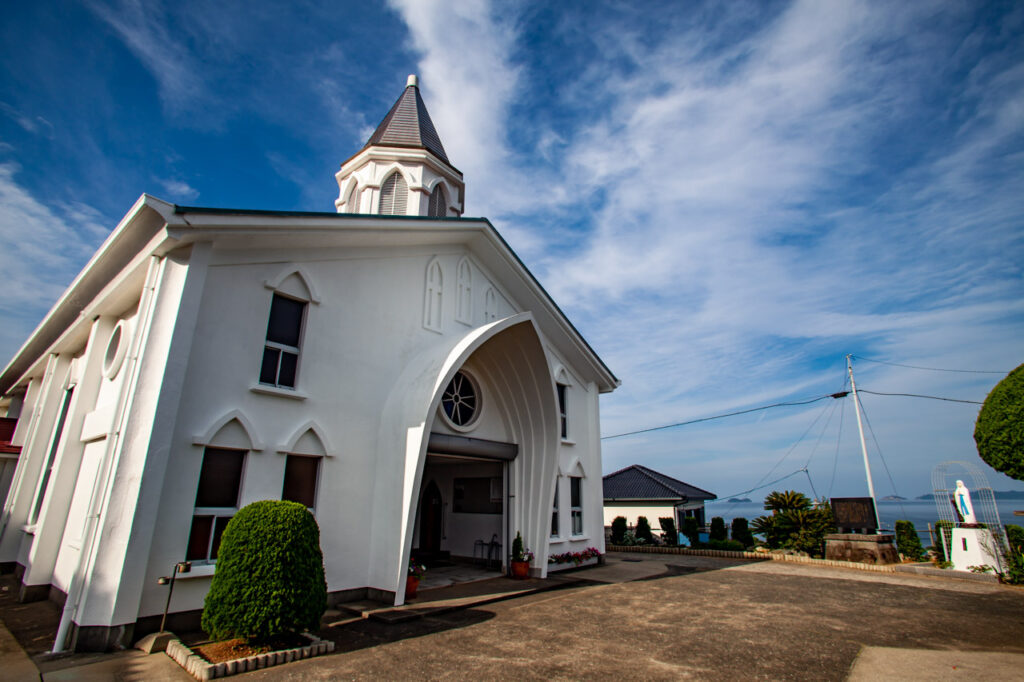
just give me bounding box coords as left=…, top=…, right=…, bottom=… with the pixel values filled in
left=510, top=531, right=533, bottom=579
left=406, top=558, right=426, bottom=599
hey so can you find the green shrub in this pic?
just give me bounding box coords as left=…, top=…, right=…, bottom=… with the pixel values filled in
left=933, top=520, right=953, bottom=558
left=709, top=516, right=727, bottom=542
left=894, top=520, right=925, bottom=561
left=974, top=364, right=1024, bottom=481
left=1006, top=524, right=1024, bottom=551
left=731, top=517, right=755, bottom=548
left=681, top=517, right=700, bottom=547
left=753, top=495, right=835, bottom=556
left=611, top=516, right=627, bottom=544
left=636, top=516, right=653, bottom=542
left=202, top=500, right=326, bottom=641
left=659, top=517, right=677, bottom=546
left=512, top=531, right=524, bottom=560
left=706, top=539, right=744, bottom=551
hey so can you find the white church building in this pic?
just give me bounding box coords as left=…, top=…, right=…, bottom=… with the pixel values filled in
left=0, top=76, right=619, bottom=651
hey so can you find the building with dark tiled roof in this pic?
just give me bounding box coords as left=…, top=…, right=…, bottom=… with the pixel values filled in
left=603, top=464, right=716, bottom=529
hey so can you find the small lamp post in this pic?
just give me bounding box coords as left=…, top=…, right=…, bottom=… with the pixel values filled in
left=157, top=561, right=191, bottom=633
left=135, top=560, right=191, bottom=654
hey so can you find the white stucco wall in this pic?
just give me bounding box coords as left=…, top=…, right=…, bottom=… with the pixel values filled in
left=2, top=215, right=614, bottom=631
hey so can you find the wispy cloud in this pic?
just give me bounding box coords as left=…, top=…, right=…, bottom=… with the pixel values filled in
left=0, top=164, right=108, bottom=358
left=158, top=178, right=199, bottom=202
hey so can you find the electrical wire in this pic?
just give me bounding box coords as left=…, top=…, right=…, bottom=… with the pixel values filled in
left=713, top=468, right=809, bottom=502
left=827, top=372, right=849, bottom=499
left=850, top=355, right=1008, bottom=375
left=856, top=389, right=982, bottom=405
left=855, top=394, right=907, bottom=520
left=601, top=392, right=848, bottom=440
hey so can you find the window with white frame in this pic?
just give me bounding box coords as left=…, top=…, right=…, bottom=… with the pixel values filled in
left=378, top=171, right=408, bottom=215
left=557, top=383, right=569, bottom=440
left=570, top=476, right=583, bottom=536
left=259, top=293, right=306, bottom=388
left=186, top=447, right=245, bottom=562
left=550, top=479, right=560, bottom=537
left=29, top=384, right=74, bottom=524
left=282, top=454, right=321, bottom=509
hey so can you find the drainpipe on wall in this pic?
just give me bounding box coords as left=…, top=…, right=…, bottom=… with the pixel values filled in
left=52, top=256, right=164, bottom=653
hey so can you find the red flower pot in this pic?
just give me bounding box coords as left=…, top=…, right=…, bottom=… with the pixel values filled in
left=511, top=560, right=530, bottom=579
left=406, top=575, right=420, bottom=599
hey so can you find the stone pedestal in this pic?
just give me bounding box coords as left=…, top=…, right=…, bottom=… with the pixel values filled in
left=951, top=527, right=1002, bottom=573
left=824, top=533, right=899, bottom=564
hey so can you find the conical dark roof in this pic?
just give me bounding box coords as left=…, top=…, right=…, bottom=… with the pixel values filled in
left=363, top=80, right=449, bottom=164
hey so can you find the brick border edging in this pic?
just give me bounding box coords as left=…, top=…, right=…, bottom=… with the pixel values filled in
left=607, top=544, right=901, bottom=573
left=165, top=633, right=335, bottom=680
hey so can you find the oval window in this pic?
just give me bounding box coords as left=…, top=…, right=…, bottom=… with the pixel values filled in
left=440, top=370, right=480, bottom=430
left=103, top=320, right=127, bottom=379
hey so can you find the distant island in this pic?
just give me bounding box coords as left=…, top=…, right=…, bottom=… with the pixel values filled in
left=880, top=495, right=906, bottom=501
left=727, top=498, right=752, bottom=503
left=916, top=490, right=1024, bottom=500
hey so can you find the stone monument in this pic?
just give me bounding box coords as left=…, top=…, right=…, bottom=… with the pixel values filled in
left=824, top=497, right=899, bottom=564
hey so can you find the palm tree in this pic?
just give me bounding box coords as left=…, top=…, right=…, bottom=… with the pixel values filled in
left=764, top=490, right=811, bottom=514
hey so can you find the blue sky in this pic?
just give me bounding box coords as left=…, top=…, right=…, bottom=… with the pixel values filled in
left=2, top=1, right=1023, bottom=500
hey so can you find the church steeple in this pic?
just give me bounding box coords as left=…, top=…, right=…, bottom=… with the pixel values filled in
left=335, top=75, right=464, bottom=218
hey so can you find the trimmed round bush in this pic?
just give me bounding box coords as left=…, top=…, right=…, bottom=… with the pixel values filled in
left=894, top=520, right=925, bottom=561
left=611, top=516, right=627, bottom=544
left=202, top=500, right=327, bottom=641
left=710, top=516, right=727, bottom=542
left=974, top=364, right=1024, bottom=481
left=731, top=517, right=755, bottom=548
left=635, top=516, right=653, bottom=542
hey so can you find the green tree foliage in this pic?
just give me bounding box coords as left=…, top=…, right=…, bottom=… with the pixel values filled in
left=659, top=517, right=677, bottom=546
left=894, top=520, right=925, bottom=561
left=202, top=500, right=326, bottom=641
left=681, top=517, right=700, bottom=547
left=1003, top=524, right=1024, bottom=585
left=731, top=517, right=755, bottom=548
left=932, top=520, right=953, bottom=558
left=709, top=516, right=727, bottom=542
left=611, top=516, right=627, bottom=544
left=635, top=516, right=653, bottom=542
left=974, top=363, right=1024, bottom=481
left=752, top=492, right=835, bottom=557
left=512, top=531, right=525, bottom=560
left=764, top=490, right=812, bottom=513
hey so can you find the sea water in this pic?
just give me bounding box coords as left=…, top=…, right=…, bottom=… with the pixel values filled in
left=702, top=498, right=1024, bottom=540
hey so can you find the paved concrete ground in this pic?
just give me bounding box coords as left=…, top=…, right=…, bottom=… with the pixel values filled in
left=3, top=553, right=1023, bottom=680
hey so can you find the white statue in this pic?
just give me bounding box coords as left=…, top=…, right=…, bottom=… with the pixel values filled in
left=954, top=480, right=977, bottom=525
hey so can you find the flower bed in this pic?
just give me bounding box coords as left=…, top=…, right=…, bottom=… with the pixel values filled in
left=165, top=633, right=334, bottom=680
left=548, top=547, right=601, bottom=567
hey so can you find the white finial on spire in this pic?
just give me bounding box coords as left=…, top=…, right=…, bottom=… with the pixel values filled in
left=407, top=74, right=418, bottom=88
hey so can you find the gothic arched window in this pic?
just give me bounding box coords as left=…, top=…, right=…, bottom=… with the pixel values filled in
left=378, top=171, right=408, bottom=215
left=423, top=258, right=443, bottom=332
left=428, top=184, right=447, bottom=217
left=455, top=258, right=472, bottom=325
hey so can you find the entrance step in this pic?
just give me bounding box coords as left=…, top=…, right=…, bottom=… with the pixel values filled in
left=336, top=600, right=392, bottom=619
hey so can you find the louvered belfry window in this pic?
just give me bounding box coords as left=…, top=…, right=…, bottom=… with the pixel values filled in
left=428, top=184, right=446, bottom=217
left=378, top=171, right=408, bottom=215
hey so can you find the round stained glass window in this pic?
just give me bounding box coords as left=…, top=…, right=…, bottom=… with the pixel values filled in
left=441, top=371, right=479, bottom=429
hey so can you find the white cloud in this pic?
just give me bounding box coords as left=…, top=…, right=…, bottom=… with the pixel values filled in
left=158, top=178, right=200, bottom=202
left=0, top=164, right=109, bottom=361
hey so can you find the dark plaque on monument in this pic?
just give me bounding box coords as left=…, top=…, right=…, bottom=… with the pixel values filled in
left=830, top=497, right=878, bottom=533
